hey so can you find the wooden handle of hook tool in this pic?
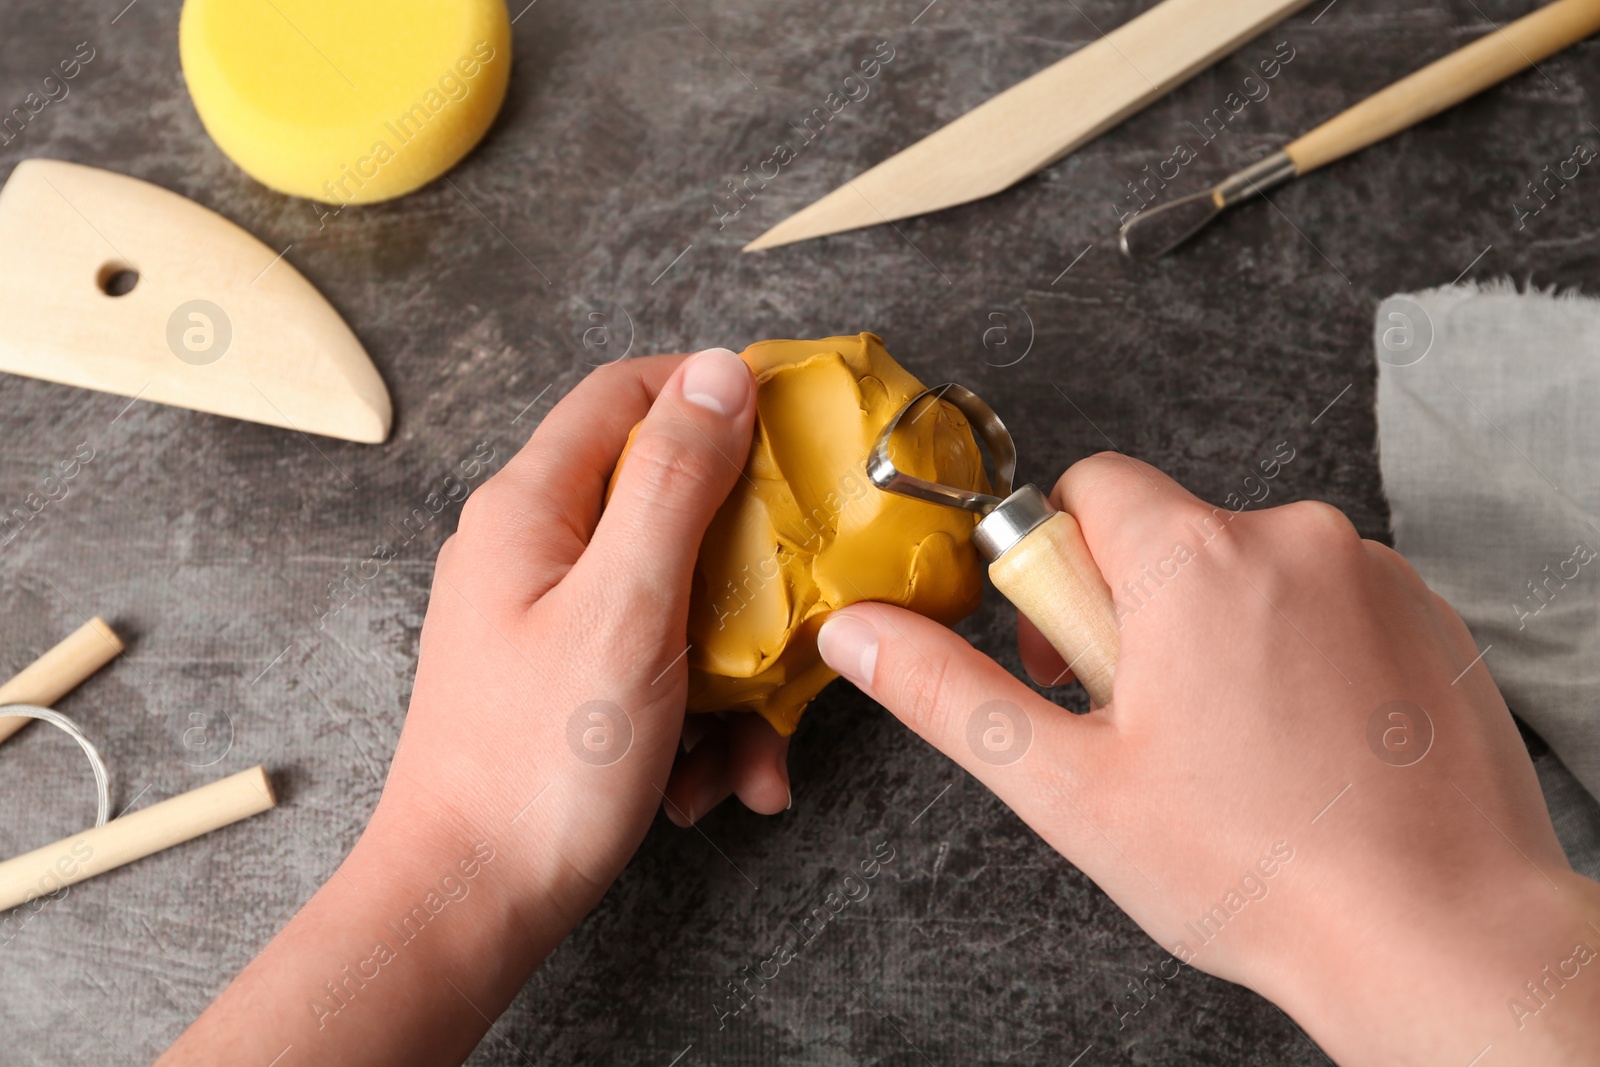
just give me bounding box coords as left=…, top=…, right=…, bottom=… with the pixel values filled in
left=988, top=510, right=1120, bottom=706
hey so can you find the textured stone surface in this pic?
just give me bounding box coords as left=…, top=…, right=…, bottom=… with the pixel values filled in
left=1, top=0, right=1598, bottom=1063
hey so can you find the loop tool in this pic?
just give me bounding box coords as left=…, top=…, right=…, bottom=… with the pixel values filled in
left=869, top=385, right=1120, bottom=705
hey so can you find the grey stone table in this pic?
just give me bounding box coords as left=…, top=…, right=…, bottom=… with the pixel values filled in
left=3, top=0, right=1599, bottom=1063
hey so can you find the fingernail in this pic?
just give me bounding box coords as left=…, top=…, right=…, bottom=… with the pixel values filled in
left=681, top=347, right=750, bottom=415
left=665, top=799, right=690, bottom=828
left=687, top=776, right=726, bottom=826
left=817, top=614, right=878, bottom=690
left=785, top=786, right=793, bottom=811
left=681, top=715, right=709, bottom=754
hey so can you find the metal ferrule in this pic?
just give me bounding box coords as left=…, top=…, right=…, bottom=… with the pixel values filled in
left=1214, top=150, right=1296, bottom=207
left=972, top=484, right=1055, bottom=562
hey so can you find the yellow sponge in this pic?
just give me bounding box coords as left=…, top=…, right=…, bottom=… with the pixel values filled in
left=180, top=0, right=511, bottom=205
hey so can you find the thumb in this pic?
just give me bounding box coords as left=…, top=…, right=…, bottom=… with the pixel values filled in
left=585, top=347, right=755, bottom=605
left=817, top=603, right=1105, bottom=801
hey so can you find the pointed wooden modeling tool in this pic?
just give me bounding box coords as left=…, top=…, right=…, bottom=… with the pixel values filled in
left=0, top=159, right=391, bottom=443
left=744, top=0, right=1313, bottom=252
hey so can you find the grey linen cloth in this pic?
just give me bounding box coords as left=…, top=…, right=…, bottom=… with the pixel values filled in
left=1375, top=281, right=1600, bottom=833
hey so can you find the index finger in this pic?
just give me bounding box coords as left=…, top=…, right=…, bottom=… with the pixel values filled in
left=1051, top=452, right=1218, bottom=598
left=450, top=354, right=687, bottom=608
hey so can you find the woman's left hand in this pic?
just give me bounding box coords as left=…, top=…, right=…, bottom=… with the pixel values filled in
left=161, top=347, right=791, bottom=1066
left=386, top=347, right=791, bottom=924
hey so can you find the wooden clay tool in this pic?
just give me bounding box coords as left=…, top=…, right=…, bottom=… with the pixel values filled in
left=869, top=386, right=1119, bottom=705
left=0, top=617, right=123, bottom=747
left=0, top=766, right=276, bottom=911
left=1121, top=0, right=1600, bottom=259
left=0, top=621, right=276, bottom=910
left=0, top=159, right=391, bottom=443
left=745, top=0, right=1314, bottom=251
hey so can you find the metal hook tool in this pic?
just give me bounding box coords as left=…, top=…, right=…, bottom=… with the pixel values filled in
left=868, top=385, right=1120, bottom=705
left=1119, top=0, right=1600, bottom=260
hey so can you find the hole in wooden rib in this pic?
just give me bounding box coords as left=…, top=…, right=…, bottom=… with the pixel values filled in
left=96, top=262, right=139, bottom=297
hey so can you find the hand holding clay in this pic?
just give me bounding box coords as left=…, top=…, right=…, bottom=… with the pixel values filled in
left=161, top=341, right=1000, bottom=1064
left=610, top=333, right=990, bottom=822
left=818, top=454, right=1600, bottom=1064
left=160, top=348, right=785, bottom=1064
left=388, top=348, right=788, bottom=891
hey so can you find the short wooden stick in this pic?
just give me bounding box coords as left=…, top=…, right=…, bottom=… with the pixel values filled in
left=0, top=766, right=277, bottom=912
left=0, top=617, right=124, bottom=746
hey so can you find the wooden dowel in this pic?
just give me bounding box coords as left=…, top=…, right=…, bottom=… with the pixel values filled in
left=0, top=766, right=276, bottom=911
left=0, top=617, right=124, bottom=746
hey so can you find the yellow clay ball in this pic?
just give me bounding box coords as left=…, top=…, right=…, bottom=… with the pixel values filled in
left=179, top=0, right=511, bottom=204
left=611, top=334, right=990, bottom=736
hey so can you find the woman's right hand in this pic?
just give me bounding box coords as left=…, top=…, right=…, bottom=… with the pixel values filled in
left=818, top=453, right=1600, bottom=1065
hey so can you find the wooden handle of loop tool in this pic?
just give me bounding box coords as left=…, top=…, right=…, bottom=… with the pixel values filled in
left=977, top=488, right=1120, bottom=706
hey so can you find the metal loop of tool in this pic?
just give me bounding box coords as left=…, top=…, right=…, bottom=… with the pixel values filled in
left=0, top=704, right=112, bottom=828
left=867, top=383, right=1017, bottom=514
left=1118, top=150, right=1297, bottom=261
